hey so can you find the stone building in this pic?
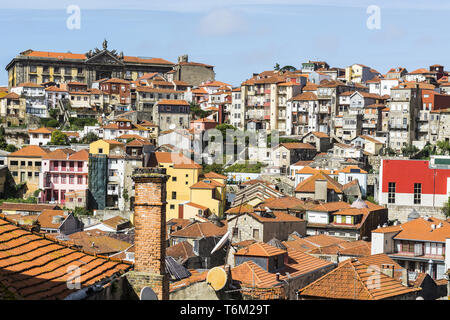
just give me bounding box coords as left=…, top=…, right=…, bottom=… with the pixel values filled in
left=172, top=55, right=215, bottom=87
left=6, top=40, right=174, bottom=88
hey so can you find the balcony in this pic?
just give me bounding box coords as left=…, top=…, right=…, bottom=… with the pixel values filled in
left=389, top=123, right=408, bottom=130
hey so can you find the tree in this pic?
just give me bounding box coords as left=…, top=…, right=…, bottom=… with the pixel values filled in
left=443, top=197, right=450, bottom=218
left=274, top=63, right=280, bottom=71
left=122, top=188, right=129, bottom=202
left=46, top=119, right=59, bottom=128
left=81, top=132, right=100, bottom=144
left=384, top=147, right=397, bottom=156
left=401, top=144, right=419, bottom=158
left=50, top=130, right=69, bottom=146
left=215, top=123, right=236, bottom=137
left=5, top=145, right=17, bottom=152
left=280, top=65, right=297, bottom=72
left=190, top=102, right=211, bottom=119
left=436, top=140, right=450, bottom=155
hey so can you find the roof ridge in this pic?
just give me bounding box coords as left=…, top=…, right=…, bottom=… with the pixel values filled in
left=349, top=259, right=374, bottom=300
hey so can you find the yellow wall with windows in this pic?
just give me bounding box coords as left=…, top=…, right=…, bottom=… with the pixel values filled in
left=158, top=162, right=201, bottom=220
left=89, top=140, right=111, bottom=155
left=190, top=188, right=221, bottom=216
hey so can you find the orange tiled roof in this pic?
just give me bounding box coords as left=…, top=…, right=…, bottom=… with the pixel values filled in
left=37, top=209, right=68, bottom=229
left=295, top=171, right=344, bottom=193
left=157, top=99, right=189, bottom=106
left=203, top=171, right=227, bottom=179
left=245, top=211, right=304, bottom=223
left=170, top=221, right=227, bottom=239
left=302, top=234, right=348, bottom=247
left=235, top=242, right=286, bottom=257
left=8, top=145, right=49, bottom=158
left=290, top=92, right=318, bottom=101
left=184, top=202, right=209, bottom=211
left=101, top=216, right=130, bottom=230
left=232, top=249, right=333, bottom=289
left=373, top=217, right=450, bottom=242
left=225, top=204, right=254, bottom=215
left=28, top=127, right=56, bottom=134
left=298, top=258, right=420, bottom=300
left=0, top=202, right=60, bottom=213
left=190, top=179, right=224, bottom=189
left=258, top=196, right=306, bottom=210
left=68, top=229, right=131, bottom=255
left=166, top=241, right=196, bottom=263
left=155, top=152, right=202, bottom=169
left=339, top=165, right=368, bottom=174
left=0, top=214, right=132, bottom=299
left=279, top=142, right=315, bottom=150
left=309, top=201, right=352, bottom=212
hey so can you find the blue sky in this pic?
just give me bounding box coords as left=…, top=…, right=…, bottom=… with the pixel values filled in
left=1, top=0, right=450, bottom=86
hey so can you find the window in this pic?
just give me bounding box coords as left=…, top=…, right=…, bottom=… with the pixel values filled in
left=170, top=204, right=175, bottom=210
left=402, top=241, right=414, bottom=253
left=98, top=148, right=103, bottom=154
left=232, top=227, right=239, bottom=237
left=388, top=182, right=396, bottom=204
left=28, top=172, right=32, bottom=177
left=414, top=183, right=421, bottom=204
left=252, top=229, right=260, bottom=240
left=172, top=176, right=177, bottom=182
left=172, top=191, right=176, bottom=200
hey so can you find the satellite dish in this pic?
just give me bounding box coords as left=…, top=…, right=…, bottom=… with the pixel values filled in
left=140, top=286, right=158, bottom=300
left=211, top=231, right=230, bottom=254
left=206, top=267, right=227, bottom=291
left=169, top=123, right=176, bottom=130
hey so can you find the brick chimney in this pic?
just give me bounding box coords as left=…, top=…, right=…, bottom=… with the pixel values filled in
left=126, top=167, right=169, bottom=300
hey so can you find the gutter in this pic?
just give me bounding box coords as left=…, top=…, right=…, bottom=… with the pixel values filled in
left=63, top=273, right=121, bottom=300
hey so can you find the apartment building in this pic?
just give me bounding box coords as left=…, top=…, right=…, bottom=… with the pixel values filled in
left=240, top=71, right=303, bottom=135
left=0, top=92, right=26, bottom=126
left=7, top=145, right=49, bottom=197
left=230, top=87, right=243, bottom=129
left=155, top=99, right=191, bottom=131
left=10, top=82, right=48, bottom=118
left=388, top=83, right=423, bottom=151
left=372, top=216, right=450, bottom=280
left=39, top=149, right=89, bottom=205
left=135, top=87, right=185, bottom=113
left=344, top=64, right=379, bottom=83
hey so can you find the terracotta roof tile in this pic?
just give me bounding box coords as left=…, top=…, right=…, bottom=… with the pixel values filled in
left=170, top=221, right=227, bottom=239
left=8, top=145, right=49, bottom=158
left=298, top=258, right=420, bottom=300
left=0, top=214, right=131, bottom=299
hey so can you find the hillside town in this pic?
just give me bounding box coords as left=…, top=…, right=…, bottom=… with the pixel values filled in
left=0, top=40, right=449, bottom=301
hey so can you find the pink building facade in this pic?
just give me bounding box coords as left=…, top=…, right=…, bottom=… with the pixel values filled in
left=39, top=149, right=89, bottom=205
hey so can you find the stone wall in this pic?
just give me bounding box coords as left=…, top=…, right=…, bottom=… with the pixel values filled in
left=176, top=65, right=215, bottom=87
left=387, top=205, right=447, bottom=223
left=4, top=128, right=29, bottom=148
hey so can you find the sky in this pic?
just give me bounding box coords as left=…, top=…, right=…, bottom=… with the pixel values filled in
left=0, top=0, right=449, bottom=86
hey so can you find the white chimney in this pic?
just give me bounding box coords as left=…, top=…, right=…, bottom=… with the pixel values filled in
left=431, top=224, right=436, bottom=231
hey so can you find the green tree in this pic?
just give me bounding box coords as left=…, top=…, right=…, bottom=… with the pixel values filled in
left=436, top=140, right=450, bottom=155
left=5, top=144, right=17, bottom=152
left=50, top=130, right=69, bottom=146
left=46, top=119, right=59, bottom=128
left=280, top=65, right=297, bottom=72
left=81, top=132, right=100, bottom=144
left=190, top=102, right=211, bottom=119
left=122, top=188, right=129, bottom=202
left=274, top=63, right=280, bottom=71
left=401, top=144, right=419, bottom=158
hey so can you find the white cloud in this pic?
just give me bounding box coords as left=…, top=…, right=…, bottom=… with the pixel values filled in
left=198, top=8, right=247, bottom=36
